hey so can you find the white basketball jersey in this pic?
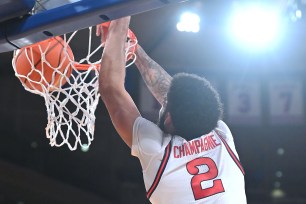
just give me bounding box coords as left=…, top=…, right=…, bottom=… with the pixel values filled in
left=132, top=117, right=247, bottom=204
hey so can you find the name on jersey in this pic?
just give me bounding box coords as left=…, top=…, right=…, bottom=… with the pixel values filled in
left=173, top=134, right=221, bottom=158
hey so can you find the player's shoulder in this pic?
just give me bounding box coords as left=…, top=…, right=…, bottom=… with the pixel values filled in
left=216, top=120, right=230, bottom=133
left=214, top=120, right=233, bottom=141
left=134, top=117, right=162, bottom=134
left=133, top=116, right=171, bottom=155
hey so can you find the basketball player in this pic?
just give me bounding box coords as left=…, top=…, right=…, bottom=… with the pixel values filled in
left=99, top=17, right=247, bottom=203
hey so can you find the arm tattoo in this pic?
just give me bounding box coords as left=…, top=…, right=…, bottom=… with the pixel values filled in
left=135, top=46, right=172, bottom=106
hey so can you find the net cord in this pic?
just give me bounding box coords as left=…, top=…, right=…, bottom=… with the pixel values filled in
left=12, top=26, right=137, bottom=150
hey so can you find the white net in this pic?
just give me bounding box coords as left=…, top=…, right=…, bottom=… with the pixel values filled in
left=12, top=26, right=137, bottom=150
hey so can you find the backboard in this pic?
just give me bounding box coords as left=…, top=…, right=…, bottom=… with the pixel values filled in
left=0, top=0, right=189, bottom=53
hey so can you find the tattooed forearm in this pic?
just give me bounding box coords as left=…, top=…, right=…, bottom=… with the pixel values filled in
left=135, top=46, right=172, bottom=106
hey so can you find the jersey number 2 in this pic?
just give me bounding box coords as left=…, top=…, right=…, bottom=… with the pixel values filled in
left=186, top=157, right=225, bottom=200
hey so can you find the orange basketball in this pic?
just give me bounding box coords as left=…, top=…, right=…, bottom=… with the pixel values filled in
left=14, top=36, right=74, bottom=93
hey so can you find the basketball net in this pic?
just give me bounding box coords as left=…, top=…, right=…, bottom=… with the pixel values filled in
left=12, top=24, right=138, bottom=151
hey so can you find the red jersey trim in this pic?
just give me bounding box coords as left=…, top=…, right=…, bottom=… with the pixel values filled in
left=146, top=141, right=172, bottom=199
left=215, top=131, right=245, bottom=175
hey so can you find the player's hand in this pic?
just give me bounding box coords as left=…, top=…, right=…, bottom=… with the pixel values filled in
left=96, top=22, right=110, bottom=46
left=96, top=16, right=131, bottom=46
left=108, top=16, right=131, bottom=32
left=96, top=17, right=136, bottom=61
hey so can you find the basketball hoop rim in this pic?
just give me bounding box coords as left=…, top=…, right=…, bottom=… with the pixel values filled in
left=14, top=21, right=138, bottom=73
left=72, top=26, right=137, bottom=71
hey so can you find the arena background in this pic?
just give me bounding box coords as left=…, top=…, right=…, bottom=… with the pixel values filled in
left=0, top=0, right=305, bottom=203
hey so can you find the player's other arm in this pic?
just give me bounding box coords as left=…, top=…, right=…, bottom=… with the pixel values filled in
left=135, top=46, right=172, bottom=106
left=99, top=17, right=140, bottom=148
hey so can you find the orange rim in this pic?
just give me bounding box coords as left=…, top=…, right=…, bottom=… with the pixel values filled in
left=73, top=62, right=101, bottom=71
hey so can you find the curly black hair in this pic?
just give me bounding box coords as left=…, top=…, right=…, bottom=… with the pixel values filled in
left=165, top=73, right=223, bottom=140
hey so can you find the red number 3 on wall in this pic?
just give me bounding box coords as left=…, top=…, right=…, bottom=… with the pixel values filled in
left=186, top=157, right=225, bottom=200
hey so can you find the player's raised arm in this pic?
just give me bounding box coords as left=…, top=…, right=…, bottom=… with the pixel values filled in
left=99, top=17, right=140, bottom=148
left=135, top=46, right=172, bottom=106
